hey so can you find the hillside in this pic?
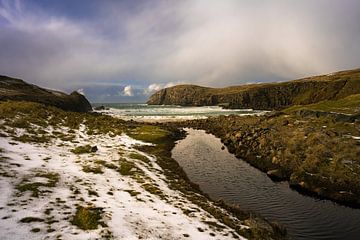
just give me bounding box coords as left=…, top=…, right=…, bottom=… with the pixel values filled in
left=147, top=69, right=360, bottom=110
left=0, top=75, right=92, bottom=112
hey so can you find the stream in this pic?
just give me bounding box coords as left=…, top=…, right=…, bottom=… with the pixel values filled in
left=171, top=128, right=360, bottom=240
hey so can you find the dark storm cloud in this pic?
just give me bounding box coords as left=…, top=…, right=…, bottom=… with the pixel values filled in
left=0, top=0, right=359, bottom=102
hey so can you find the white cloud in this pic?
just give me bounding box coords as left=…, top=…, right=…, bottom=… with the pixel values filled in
left=143, top=82, right=178, bottom=95
left=122, top=85, right=133, bottom=97
left=76, top=88, right=85, bottom=95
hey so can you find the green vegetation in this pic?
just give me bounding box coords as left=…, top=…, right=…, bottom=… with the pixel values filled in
left=127, top=125, right=171, bottom=144
left=71, top=206, right=104, bottom=230
left=124, top=190, right=141, bottom=197
left=88, top=189, right=99, bottom=197
left=16, top=172, right=59, bottom=197
left=285, top=94, right=360, bottom=114
left=20, top=217, right=44, bottom=223
left=13, top=134, right=50, bottom=143
left=82, top=165, right=103, bottom=174
left=142, top=183, right=164, bottom=198
left=129, top=152, right=150, bottom=164
left=71, top=145, right=97, bottom=154
left=118, top=159, right=138, bottom=176
left=94, top=159, right=118, bottom=170
left=148, top=69, right=360, bottom=110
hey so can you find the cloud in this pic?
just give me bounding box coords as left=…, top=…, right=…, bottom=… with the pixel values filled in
left=76, top=88, right=85, bottom=95
left=0, top=0, right=359, bottom=102
left=122, top=85, right=133, bottom=97
left=143, top=82, right=177, bottom=95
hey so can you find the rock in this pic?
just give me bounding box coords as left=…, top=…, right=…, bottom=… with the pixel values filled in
left=94, top=105, right=108, bottom=111
left=91, top=146, right=98, bottom=152
left=282, top=119, right=289, bottom=126
left=221, top=146, right=225, bottom=150
left=266, top=169, right=286, bottom=181
left=0, top=75, right=92, bottom=112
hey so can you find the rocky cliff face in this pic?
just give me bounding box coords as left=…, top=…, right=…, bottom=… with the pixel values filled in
left=147, top=69, right=360, bottom=110
left=0, top=75, right=92, bottom=112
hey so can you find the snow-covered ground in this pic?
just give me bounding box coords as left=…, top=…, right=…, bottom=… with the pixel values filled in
left=0, top=123, right=247, bottom=239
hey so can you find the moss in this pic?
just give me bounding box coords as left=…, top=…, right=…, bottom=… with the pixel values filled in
left=13, top=132, right=50, bottom=143
left=82, top=165, right=103, bottom=174
left=124, top=190, right=141, bottom=197
left=44, top=208, right=53, bottom=215
left=142, top=183, right=164, bottom=198
left=20, top=217, right=44, bottom=223
left=71, top=206, right=104, bottom=230
left=202, top=221, right=226, bottom=230
left=118, top=159, right=137, bottom=176
left=127, top=125, right=171, bottom=144
left=88, top=189, right=99, bottom=197
left=285, top=93, right=360, bottom=115
left=31, top=228, right=41, bottom=233
left=94, top=160, right=117, bottom=170
left=71, top=145, right=97, bottom=154
left=16, top=172, right=59, bottom=197
left=129, top=152, right=150, bottom=164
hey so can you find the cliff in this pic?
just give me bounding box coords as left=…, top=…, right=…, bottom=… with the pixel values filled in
left=147, top=69, right=360, bottom=110
left=0, top=75, right=92, bottom=112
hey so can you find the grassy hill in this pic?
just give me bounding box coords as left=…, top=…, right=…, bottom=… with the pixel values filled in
left=0, top=75, right=92, bottom=112
left=147, top=68, right=360, bottom=110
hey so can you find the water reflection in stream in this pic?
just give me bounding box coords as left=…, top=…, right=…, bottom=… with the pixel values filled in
left=172, top=129, right=360, bottom=240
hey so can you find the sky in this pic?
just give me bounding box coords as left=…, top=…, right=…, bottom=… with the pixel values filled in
left=0, top=0, right=359, bottom=102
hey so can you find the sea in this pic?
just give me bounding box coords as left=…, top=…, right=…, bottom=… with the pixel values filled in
left=92, top=103, right=266, bottom=121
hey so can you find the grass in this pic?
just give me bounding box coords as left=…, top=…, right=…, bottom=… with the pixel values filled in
left=0, top=101, right=128, bottom=145
left=19, top=217, right=44, bottom=223
left=118, top=159, right=138, bottom=176
left=71, top=206, right=104, bottom=230
left=82, top=165, right=103, bottom=174
left=13, top=134, right=50, bottom=143
left=16, top=172, right=59, bottom=197
left=129, top=152, right=151, bottom=164
left=127, top=125, right=171, bottom=144
left=88, top=189, right=99, bottom=197
left=94, top=159, right=118, bottom=170
left=124, top=189, right=141, bottom=197
left=285, top=93, right=360, bottom=114
left=71, top=145, right=97, bottom=154
left=142, top=183, right=164, bottom=198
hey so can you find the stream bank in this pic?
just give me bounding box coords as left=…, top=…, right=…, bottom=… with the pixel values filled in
left=172, top=129, right=360, bottom=240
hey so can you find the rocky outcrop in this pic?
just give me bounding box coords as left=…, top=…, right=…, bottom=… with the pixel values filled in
left=0, top=75, right=92, bottom=112
left=147, top=69, right=360, bottom=110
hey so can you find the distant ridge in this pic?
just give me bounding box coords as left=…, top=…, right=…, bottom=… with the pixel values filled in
left=147, top=68, right=360, bottom=110
left=0, top=75, right=92, bottom=112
